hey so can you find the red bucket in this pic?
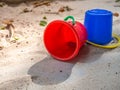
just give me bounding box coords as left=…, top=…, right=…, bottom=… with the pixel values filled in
left=44, top=16, right=87, bottom=61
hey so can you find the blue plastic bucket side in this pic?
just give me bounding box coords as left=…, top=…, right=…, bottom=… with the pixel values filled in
left=84, top=9, right=113, bottom=45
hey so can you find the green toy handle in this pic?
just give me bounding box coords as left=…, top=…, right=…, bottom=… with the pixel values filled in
left=64, top=16, right=75, bottom=25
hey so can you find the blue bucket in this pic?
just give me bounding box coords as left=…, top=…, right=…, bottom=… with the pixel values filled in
left=84, top=9, right=113, bottom=45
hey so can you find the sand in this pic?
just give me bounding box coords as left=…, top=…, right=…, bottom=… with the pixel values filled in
left=0, top=0, right=120, bottom=90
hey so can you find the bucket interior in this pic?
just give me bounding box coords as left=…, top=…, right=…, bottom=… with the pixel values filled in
left=44, top=20, right=79, bottom=60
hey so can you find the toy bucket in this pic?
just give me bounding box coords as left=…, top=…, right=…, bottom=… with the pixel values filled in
left=44, top=16, right=87, bottom=61
left=84, top=9, right=113, bottom=45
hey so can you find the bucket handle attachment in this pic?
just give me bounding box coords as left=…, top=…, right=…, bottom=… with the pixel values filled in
left=64, top=16, right=75, bottom=25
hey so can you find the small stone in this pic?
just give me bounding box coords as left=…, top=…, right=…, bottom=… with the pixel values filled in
left=65, top=6, right=73, bottom=11
left=43, top=16, right=47, bottom=19
left=11, top=40, right=16, bottom=43
left=0, top=46, right=4, bottom=50
left=26, top=41, right=29, bottom=44
left=60, top=70, right=62, bottom=72
left=23, top=8, right=32, bottom=13
left=116, top=72, right=118, bottom=74
left=113, top=12, right=119, bottom=17
left=17, top=42, right=21, bottom=45
left=58, top=7, right=65, bottom=12
left=31, top=58, right=34, bottom=60
left=108, top=63, right=111, bottom=67
left=6, top=35, right=9, bottom=38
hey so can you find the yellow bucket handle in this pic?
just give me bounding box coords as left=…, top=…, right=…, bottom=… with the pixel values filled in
left=87, top=33, right=120, bottom=49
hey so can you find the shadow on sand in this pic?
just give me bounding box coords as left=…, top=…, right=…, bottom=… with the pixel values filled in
left=28, top=45, right=111, bottom=85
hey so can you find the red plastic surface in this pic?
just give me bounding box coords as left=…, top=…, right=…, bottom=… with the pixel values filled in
left=44, top=20, right=87, bottom=61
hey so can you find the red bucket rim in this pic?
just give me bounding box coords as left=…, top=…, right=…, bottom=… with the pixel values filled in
left=44, top=20, right=81, bottom=61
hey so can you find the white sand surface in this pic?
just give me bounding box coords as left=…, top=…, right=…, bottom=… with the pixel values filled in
left=0, top=0, right=120, bottom=90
